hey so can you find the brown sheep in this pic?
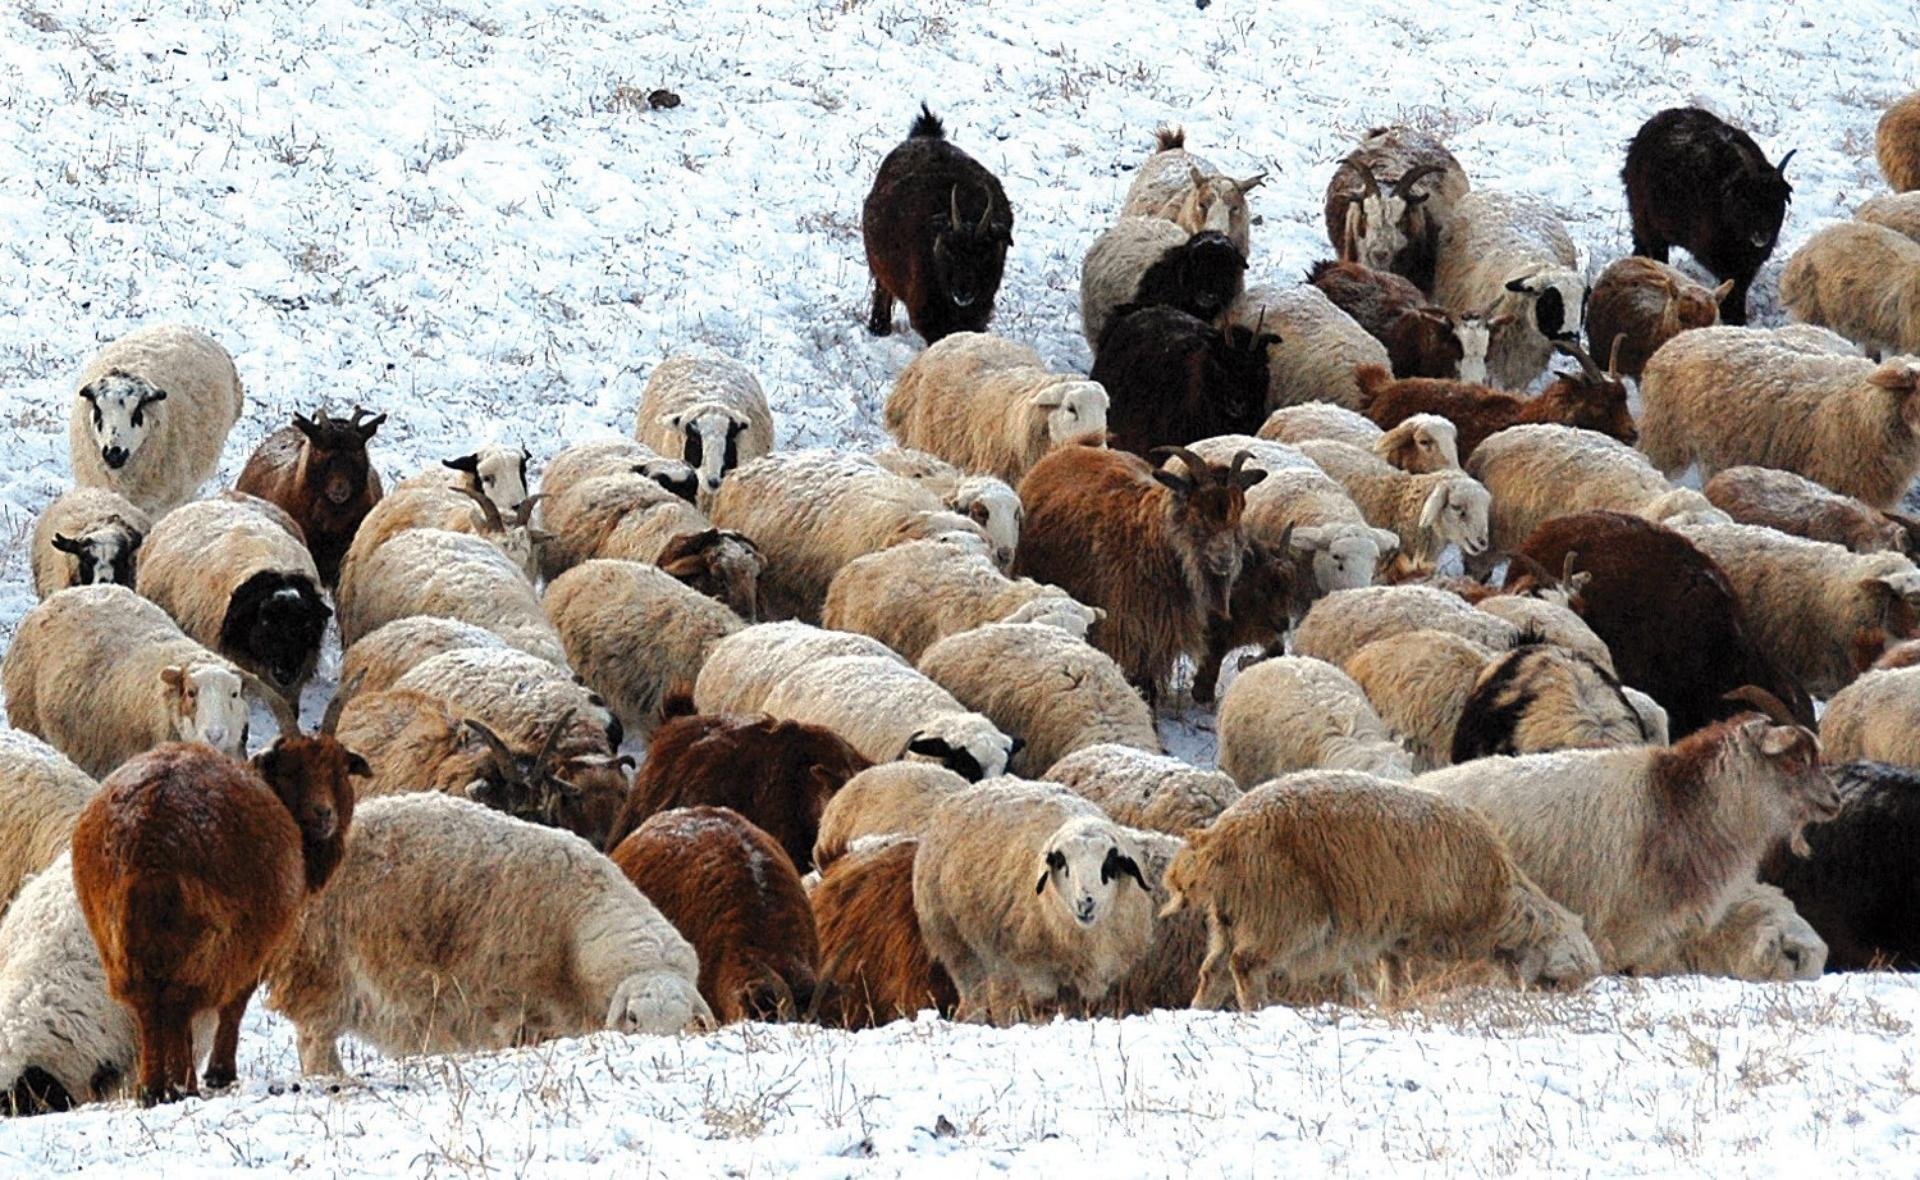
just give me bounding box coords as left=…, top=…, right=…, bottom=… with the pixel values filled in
left=69, top=737, right=363, bottom=1104
left=1704, top=466, right=1915, bottom=555
left=1584, top=257, right=1728, bottom=380
left=1356, top=341, right=1637, bottom=459
left=234, top=407, right=386, bottom=587
left=1879, top=92, right=1920, bottom=193
left=609, top=807, right=820, bottom=1023
left=809, top=837, right=958, bottom=1030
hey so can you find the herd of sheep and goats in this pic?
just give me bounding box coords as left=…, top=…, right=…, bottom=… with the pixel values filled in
left=3, top=93, right=1920, bottom=1115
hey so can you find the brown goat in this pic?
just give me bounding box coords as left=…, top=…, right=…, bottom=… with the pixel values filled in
left=810, top=837, right=958, bottom=1030
left=1356, top=340, right=1637, bottom=459
left=609, top=806, right=820, bottom=1023
left=1308, top=259, right=1506, bottom=380
left=1014, top=443, right=1263, bottom=704
left=235, top=408, right=385, bottom=587
left=601, top=699, right=872, bottom=866
left=69, top=737, right=363, bottom=1104
left=1585, top=257, right=1728, bottom=380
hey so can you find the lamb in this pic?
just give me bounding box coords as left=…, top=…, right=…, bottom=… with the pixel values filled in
left=68, top=323, right=245, bottom=514
left=1623, top=107, right=1795, bottom=325
left=343, top=483, right=545, bottom=584
left=757, top=653, right=1016, bottom=783
left=809, top=838, right=958, bottom=1029
left=811, top=762, right=971, bottom=869
left=544, top=559, right=743, bottom=740
left=1357, top=340, right=1638, bottom=460
left=2, top=585, right=293, bottom=778
left=862, top=105, right=1012, bottom=343
left=1583, top=257, right=1728, bottom=380
left=394, top=444, right=533, bottom=519
left=1216, top=655, right=1413, bottom=785
left=263, top=793, right=711, bottom=1073
left=1881, top=93, right=1920, bottom=193
left=29, top=487, right=151, bottom=599
left=1296, top=438, right=1490, bottom=566
left=1306, top=260, right=1500, bottom=382
left=633, top=352, right=776, bottom=504
left=1675, top=520, right=1920, bottom=697
left=1163, top=771, right=1599, bottom=1009
left=1450, top=644, right=1654, bottom=763
left=869, top=448, right=1023, bottom=570
left=1080, top=218, right=1246, bottom=351
left=234, top=406, right=386, bottom=586
left=136, top=492, right=330, bottom=701
left=884, top=333, right=1110, bottom=485
left=335, top=526, right=562, bottom=660
left=1223, top=284, right=1388, bottom=411
left=1780, top=221, right=1920, bottom=357
left=1704, top=465, right=1914, bottom=555
left=0, top=730, right=95, bottom=912
left=1818, top=668, right=1920, bottom=769
left=692, top=620, right=907, bottom=717
left=602, top=702, right=870, bottom=866
left=610, top=807, right=819, bottom=1022
left=1343, top=629, right=1494, bottom=771
left=1431, top=190, right=1587, bottom=389
left=1415, top=715, right=1839, bottom=968
left=1762, top=760, right=1920, bottom=970
left=1043, top=744, right=1240, bottom=834
left=822, top=535, right=1102, bottom=663
left=1090, top=306, right=1277, bottom=454
left=322, top=616, right=517, bottom=732
left=1260, top=403, right=1461, bottom=473
left=708, top=449, right=988, bottom=622
left=1627, top=881, right=1826, bottom=981
left=1323, top=127, right=1470, bottom=290
left=914, top=780, right=1154, bottom=1022
left=71, top=737, right=361, bottom=1102
left=1118, top=126, right=1264, bottom=255
left=918, top=622, right=1158, bottom=777
left=1014, top=444, right=1262, bottom=702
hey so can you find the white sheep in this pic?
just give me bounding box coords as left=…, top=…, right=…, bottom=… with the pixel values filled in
left=537, top=437, right=696, bottom=515
left=692, top=620, right=908, bottom=717
left=343, top=483, right=545, bottom=584
left=870, top=447, right=1023, bottom=570
left=1780, top=220, right=1920, bottom=357
left=1260, top=403, right=1460, bottom=474
left=914, top=780, right=1155, bottom=1022
left=394, top=444, right=534, bottom=519
left=1236, top=464, right=1399, bottom=620
left=633, top=352, right=776, bottom=504
left=335, top=526, right=563, bottom=660
left=1298, top=438, right=1491, bottom=565
left=812, top=761, right=972, bottom=868
left=884, top=333, right=1110, bottom=485
left=1432, top=190, right=1587, bottom=390
left=1119, top=126, right=1263, bottom=255
left=537, top=468, right=697, bottom=580
left=68, top=323, right=245, bottom=514
left=393, top=645, right=618, bottom=755
left=1216, top=655, right=1414, bottom=785
left=322, top=616, right=515, bottom=732
left=1343, top=629, right=1495, bottom=771
left=264, top=794, right=711, bottom=1074
left=757, top=653, right=1015, bottom=783
left=0, top=730, right=95, bottom=912
left=29, top=487, right=151, bottom=600
left=1818, top=667, right=1920, bottom=768
left=1469, top=424, right=1728, bottom=555
left=1293, top=584, right=1521, bottom=668
left=1225, top=285, right=1391, bottom=412
left=1042, top=744, right=1241, bottom=834
left=1627, top=881, right=1826, bottom=981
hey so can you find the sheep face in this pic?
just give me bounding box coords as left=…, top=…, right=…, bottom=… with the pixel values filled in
left=293, top=410, right=383, bottom=506
left=1871, top=361, right=1920, bottom=433
left=607, top=972, right=715, bottom=1034
left=1379, top=415, right=1461, bottom=474
left=50, top=525, right=141, bottom=588
left=445, top=447, right=531, bottom=517
left=929, top=185, right=1011, bottom=312
left=1503, top=269, right=1588, bottom=344
left=665, top=406, right=750, bottom=495
left=77, top=372, right=166, bottom=471
left=658, top=529, right=763, bottom=621
left=1291, top=526, right=1392, bottom=594
left=1418, top=478, right=1491, bottom=556
left=1183, top=168, right=1261, bottom=249
left=1001, top=594, right=1103, bottom=640
left=221, top=572, right=330, bottom=688
left=1033, top=820, right=1149, bottom=929
left=1034, top=379, right=1109, bottom=449
left=634, top=455, right=701, bottom=505
left=160, top=663, right=249, bottom=754
left=1736, top=720, right=1841, bottom=857
left=953, top=478, right=1022, bottom=569
left=901, top=715, right=1015, bottom=783
left=1739, top=907, right=1827, bottom=981
left=1498, top=888, right=1601, bottom=989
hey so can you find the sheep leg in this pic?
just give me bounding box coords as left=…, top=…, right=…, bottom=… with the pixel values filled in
left=1192, top=921, right=1236, bottom=1010
left=867, top=285, right=895, bottom=336
left=203, top=985, right=255, bottom=1089
left=297, top=1027, right=345, bottom=1077
left=133, top=1002, right=178, bottom=1107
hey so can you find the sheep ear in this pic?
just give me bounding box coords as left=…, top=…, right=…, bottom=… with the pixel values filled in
left=1102, top=847, right=1149, bottom=891
left=1711, top=280, right=1735, bottom=302
left=159, top=665, right=188, bottom=692
left=1289, top=525, right=1331, bottom=554
left=1036, top=848, right=1065, bottom=893
left=51, top=532, right=87, bottom=555
left=1504, top=277, right=1536, bottom=295
left=1418, top=485, right=1449, bottom=532
left=1757, top=725, right=1803, bottom=758
left=904, top=733, right=953, bottom=761
left=443, top=453, right=481, bottom=475
left=1371, top=528, right=1403, bottom=557
left=1031, top=384, right=1067, bottom=409
left=77, top=383, right=98, bottom=405
left=345, top=752, right=372, bottom=778
left=1088, top=606, right=1108, bottom=623
left=1188, top=164, right=1206, bottom=190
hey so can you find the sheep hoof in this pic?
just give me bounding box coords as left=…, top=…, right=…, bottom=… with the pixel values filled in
left=139, top=1084, right=181, bottom=1107
left=203, top=1066, right=236, bottom=1090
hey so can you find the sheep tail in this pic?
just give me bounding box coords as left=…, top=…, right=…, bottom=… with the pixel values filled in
left=909, top=104, right=944, bottom=140
left=1154, top=125, right=1185, bottom=152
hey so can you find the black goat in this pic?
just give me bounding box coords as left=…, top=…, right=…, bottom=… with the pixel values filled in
left=1091, top=305, right=1277, bottom=456
left=1762, top=760, right=1920, bottom=971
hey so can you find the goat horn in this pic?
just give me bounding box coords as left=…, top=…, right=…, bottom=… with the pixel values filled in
left=462, top=718, right=523, bottom=783
left=1606, top=332, right=1627, bottom=378
left=514, top=493, right=546, bottom=527
left=1345, top=153, right=1381, bottom=203
left=1721, top=685, right=1798, bottom=726
left=977, top=185, right=993, bottom=234
left=949, top=185, right=962, bottom=227
left=1391, top=163, right=1444, bottom=200
left=532, top=706, right=580, bottom=784
left=1560, top=550, right=1579, bottom=587
left=453, top=483, right=507, bottom=535
left=238, top=669, right=302, bottom=739
left=1503, top=551, right=1561, bottom=593
left=1166, top=446, right=1212, bottom=483
left=1229, top=450, right=1252, bottom=481
left=1552, top=338, right=1604, bottom=382
left=1776, top=149, right=1796, bottom=176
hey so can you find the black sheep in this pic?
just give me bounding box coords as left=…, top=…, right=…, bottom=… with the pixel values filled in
left=1622, top=107, right=1795, bottom=326
left=1131, top=230, right=1246, bottom=326
left=221, top=570, right=331, bottom=690
left=861, top=105, right=1013, bottom=344
left=1091, top=305, right=1277, bottom=456
left=1762, top=761, right=1920, bottom=971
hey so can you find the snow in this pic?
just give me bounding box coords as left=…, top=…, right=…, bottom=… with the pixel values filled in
left=3, top=0, right=1919, bottom=1171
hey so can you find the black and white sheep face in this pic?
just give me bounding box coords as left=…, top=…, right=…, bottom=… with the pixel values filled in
left=162, top=663, right=249, bottom=755
left=1032, top=823, right=1148, bottom=929
left=1505, top=271, right=1589, bottom=343
left=447, top=448, right=531, bottom=517
left=77, top=373, right=166, bottom=470
left=1419, top=481, right=1491, bottom=556
left=634, top=456, right=700, bottom=504
left=605, top=972, right=713, bottom=1035
left=50, top=527, right=139, bottom=588
left=902, top=719, right=1016, bottom=782
left=669, top=407, right=749, bottom=494
left=1035, top=379, right=1109, bottom=448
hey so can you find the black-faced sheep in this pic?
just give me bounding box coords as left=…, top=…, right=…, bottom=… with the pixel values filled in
left=396, top=444, right=533, bottom=520
left=68, top=324, right=245, bottom=514
left=30, top=487, right=150, bottom=599
left=1432, top=190, right=1587, bottom=389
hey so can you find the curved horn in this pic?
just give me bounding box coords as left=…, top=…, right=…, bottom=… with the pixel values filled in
left=1391, top=163, right=1445, bottom=201
left=461, top=718, right=524, bottom=783
left=1502, top=551, right=1562, bottom=593
left=1560, top=550, right=1580, bottom=588
left=976, top=185, right=993, bottom=234
left=948, top=185, right=962, bottom=227
left=1346, top=154, right=1381, bottom=203
left=1229, top=450, right=1252, bottom=483
left=453, top=484, right=507, bottom=535
left=514, top=492, right=547, bottom=527
left=1775, top=149, right=1796, bottom=177
left=1551, top=338, right=1604, bottom=382
left=532, top=706, right=580, bottom=783
left=1605, top=332, right=1627, bottom=379
left=1722, top=685, right=1798, bottom=726
left=1167, top=446, right=1213, bottom=484
left=237, top=670, right=302, bottom=740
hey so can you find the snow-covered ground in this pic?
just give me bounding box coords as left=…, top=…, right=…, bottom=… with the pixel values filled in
left=3, top=0, right=1919, bottom=1172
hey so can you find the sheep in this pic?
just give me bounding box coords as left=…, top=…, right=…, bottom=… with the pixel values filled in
left=708, top=449, right=989, bottom=622
left=1772, top=322, right=1867, bottom=355
left=1291, top=584, right=1520, bottom=670
left=1780, top=221, right=1920, bottom=357
left=394, top=444, right=533, bottom=520
left=869, top=448, right=1023, bottom=570
left=1098, top=828, right=1206, bottom=1014
left=2, top=585, right=294, bottom=778
left=914, top=780, right=1153, bottom=1022
left=1762, top=760, right=1920, bottom=970
left=1473, top=589, right=1616, bottom=674
left=863, top=105, right=1012, bottom=342
left=1306, top=260, right=1501, bottom=382
left=135, top=492, right=330, bottom=702
left=1342, top=629, right=1494, bottom=771
left=30, top=487, right=150, bottom=599
left=392, top=643, right=620, bottom=753
left=1218, top=283, right=1386, bottom=413
left=1081, top=219, right=1246, bottom=352
left=1216, top=655, right=1413, bottom=786
left=1627, top=881, right=1826, bottom=981
left=1416, top=715, right=1839, bottom=968
left=1015, top=444, right=1262, bottom=703
left=884, top=334, right=1109, bottom=486
left=1857, top=192, right=1920, bottom=248
left=1091, top=305, right=1277, bottom=455
left=322, top=616, right=516, bottom=732
left=610, top=807, right=818, bottom=1022
left=1323, top=126, right=1470, bottom=290
left=1450, top=644, right=1654, bottom=764
left=68, top=323, right=245, bottom=514
left=1623, top=107, right=1795, bottom=325
left=692, top=620, right=908, bottom=717
left=1675, top=520, right=1920, bottom=697
left=1225, top=462, right=1399, bottom=630
left=1261, top=403, right=1461, bottom=473
left=234, top=406, right=386, bottom=586
left=812, top=762, right=970, bottom=869
left=1818, top=668, right=1920, bottom=769
left=1358, top=341, right=1637, bottom=461
left=343, top=483, right=545, bottom=585
left=602, top=702, right=870, bottom=866
left=1164, top=770, right=1598, bottom=1009
left=1119, top=126, right=1264, bottom=255
left=756, top=653, right=1015, bottom=784
left=1043, top=744, right=1239, bottom=834
left=822, top=536, right=1101, bottom=663
left=1583, top=257, right=1728, bottom=380
left=544, top=559, right=743, bottom=740
left=537, top=467, right=701, bottom=580
left=0, top=730, right=95, bottom=913
left=1704, top=465, right=1914, bottom=555
left=1296, top=438, right=1490, bottom=567
left=1431, top=190, right=1587, bottom=389
left=633, top=353, right=776, bottom=504
left=1470, top=424, right=1726, bottom=557
left=809, top=837, right=958, bottom=1029
left=918, top=622, right=1158, bottom=778
left=71, top=737, right=361, bottom=1102
left=536, top=437, right=696, bottom=515
left=335, top=527, right=562, bottom=660
left=263, top=793, right=710, bottom=1073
